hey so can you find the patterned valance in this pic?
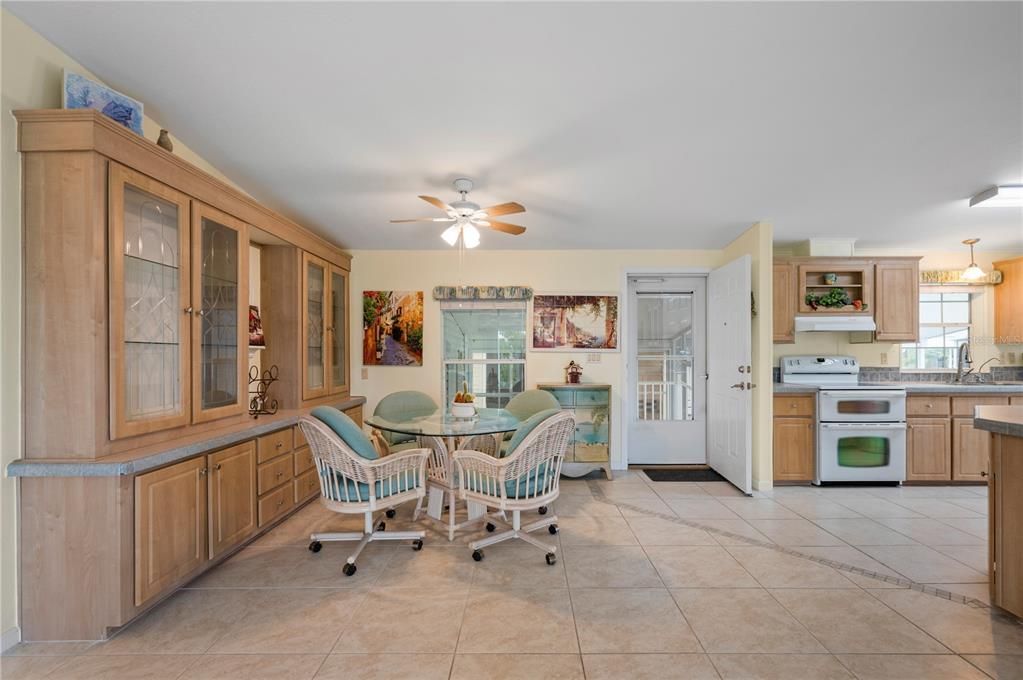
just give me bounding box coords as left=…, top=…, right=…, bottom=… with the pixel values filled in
left=433, top=286, right=533, bottom=301
left=920, top=269, right=1002, bottom=286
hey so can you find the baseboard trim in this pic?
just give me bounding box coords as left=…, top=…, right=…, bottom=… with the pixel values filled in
left=1, top=625, right=21, bottom=653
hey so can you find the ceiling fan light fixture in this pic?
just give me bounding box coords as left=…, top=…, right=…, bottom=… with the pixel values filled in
left=969, top=185, right=1023, bottom=207
left=440, top=224, right=461, bottom=246
left=960, top=238, right=986, bottom=281
left=462, top=223, right=481, bottom=248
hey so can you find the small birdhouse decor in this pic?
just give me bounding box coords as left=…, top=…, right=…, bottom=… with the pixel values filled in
left=565, top=360, right=583, bottom=384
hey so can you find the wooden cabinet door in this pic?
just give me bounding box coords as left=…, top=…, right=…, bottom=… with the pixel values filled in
left=135, top=457, right=207, bottom=606
left=109, top=163, right=192, bottom=439
left=327, top=264, right=349, bottom=395
left=991, top=434, right=1023, bottom=617
left=874, top=261, right=919, bottom=342
left=773, top=417, right=814, bottom=481
left=191, top=202, right=249, bottom=424
left=208, top=442, right=257, bottom=559
left=953, top=417, right=991, bottom=481
left=772, top=262, right=796, bottom=343
left=906, top=418, right=951, bottom=481
left=302, top=252, right=329, bottom=400
left=993, top=257, right=1023, bottom=344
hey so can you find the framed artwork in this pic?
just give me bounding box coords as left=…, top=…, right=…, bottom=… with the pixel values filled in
left=363, top=290, right=424, bottom=366
left=531, top=294, right=619, bottom=351
left=62, top=70, right=144, bottom=135
left=248, top=306, right=265, bottom=347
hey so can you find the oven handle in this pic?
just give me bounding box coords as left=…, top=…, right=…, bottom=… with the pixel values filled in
left=819, top=390, right=906, bottom=398
left=819, top=422, right=906, bottom=430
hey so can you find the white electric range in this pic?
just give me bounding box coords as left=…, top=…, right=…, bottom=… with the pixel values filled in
left=781, top=356, right=906, bottom=485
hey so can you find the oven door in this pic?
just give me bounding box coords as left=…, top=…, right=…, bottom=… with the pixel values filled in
left=816, top=422, right=906, bottom=483
left=818, top=390, right=906, bottom=423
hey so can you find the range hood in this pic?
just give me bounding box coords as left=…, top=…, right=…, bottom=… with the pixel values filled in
left=794, top=315, right=876, bottom=332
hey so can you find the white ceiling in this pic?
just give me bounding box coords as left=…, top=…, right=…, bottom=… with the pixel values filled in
left=10, top=1, right=1023, bottom=251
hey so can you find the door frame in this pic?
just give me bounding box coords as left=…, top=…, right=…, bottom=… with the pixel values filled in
left=618, top=266, right=712, bottom=470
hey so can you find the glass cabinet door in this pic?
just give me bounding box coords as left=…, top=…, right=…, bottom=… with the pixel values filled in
left=191, top=202, right=248, bottom=423
left=328, top=265, right=348, bottom=394
left=109, top=163, right=192, bottom=438
left=302, top=253, right=328, bottom=400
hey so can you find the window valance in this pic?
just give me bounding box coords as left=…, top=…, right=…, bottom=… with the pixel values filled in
left=432, top=286, right=533, bottom=301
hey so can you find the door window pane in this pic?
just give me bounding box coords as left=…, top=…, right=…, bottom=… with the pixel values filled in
left=636, top=293, right=693, bottom=421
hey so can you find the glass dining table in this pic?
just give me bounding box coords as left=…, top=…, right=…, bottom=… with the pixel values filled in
left=364, top=408, right=523, bottom=540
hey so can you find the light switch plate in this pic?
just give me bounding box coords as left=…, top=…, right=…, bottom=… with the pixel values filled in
left=880, top=352, right=888, bottom=365
left=587, top=353, right=601, bottom=364
left=361, top=367, right=368, bottom=380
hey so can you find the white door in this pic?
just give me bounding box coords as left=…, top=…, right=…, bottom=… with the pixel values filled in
left=707, top=255, right=752, bottom=494
left=626, top=276, right=707, bottom=464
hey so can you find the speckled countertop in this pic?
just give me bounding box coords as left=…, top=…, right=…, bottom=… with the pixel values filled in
left=774, top=382, right=1023, bottom=395
left=7, top=396, right=366, bottom=478
left=974, top=405, right=1023, bottom=438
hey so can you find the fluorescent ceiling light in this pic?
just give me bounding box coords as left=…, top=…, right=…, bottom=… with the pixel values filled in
left=969, top=185, right=1023, bottom=207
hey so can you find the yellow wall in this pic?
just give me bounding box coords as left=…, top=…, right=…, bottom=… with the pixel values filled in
left=723, top=222, right=775, bottom=489
left=0, top=10, right=241, bottom=646
left=772, top=249, right=1023, bottom=369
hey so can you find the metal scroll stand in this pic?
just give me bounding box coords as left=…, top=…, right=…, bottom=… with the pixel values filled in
left=248, top=364, right=280, bottom=418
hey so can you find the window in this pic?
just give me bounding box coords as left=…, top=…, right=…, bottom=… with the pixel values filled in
left=442, top=302, right=526, bottom=408
left=900, top=292, right=971, bottom=370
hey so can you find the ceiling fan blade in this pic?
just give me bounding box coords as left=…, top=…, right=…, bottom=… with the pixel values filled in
left=483, top=220, right=526, bottom=236
left=418, top=195, right=455, bottom=215
left=390, top=217, right=456, bottom=223
left=479, top=201, right=525, bottom=218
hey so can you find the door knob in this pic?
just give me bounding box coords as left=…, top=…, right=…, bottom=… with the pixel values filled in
left=738, top=366, right=746, bottom=374
left=730, top=383, right=746, bottom=390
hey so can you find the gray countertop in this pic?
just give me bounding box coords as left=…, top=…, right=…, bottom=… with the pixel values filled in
left=774, top=382, right=1023, bottom=395
left=7, top=396, right=366, bottom=478
left=974, top=405, right=1023, bottom=438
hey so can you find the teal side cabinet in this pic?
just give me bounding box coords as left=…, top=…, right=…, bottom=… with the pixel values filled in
left=537, top=383, right=612, bottom=480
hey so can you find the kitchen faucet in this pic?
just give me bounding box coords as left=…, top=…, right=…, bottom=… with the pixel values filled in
left=955, top=342, right=973, bottom=383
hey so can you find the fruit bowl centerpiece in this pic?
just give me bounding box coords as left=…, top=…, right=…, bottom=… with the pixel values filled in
left=451, top=382, right=477, bottom=419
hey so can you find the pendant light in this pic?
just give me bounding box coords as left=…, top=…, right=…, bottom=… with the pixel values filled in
left=960, top=238, right=986, bottom=281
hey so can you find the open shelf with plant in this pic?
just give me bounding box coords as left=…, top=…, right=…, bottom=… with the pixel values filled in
left=797, top=262, right=874, bottom=314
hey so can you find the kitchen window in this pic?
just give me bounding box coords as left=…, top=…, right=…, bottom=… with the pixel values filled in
left=900, top=292, right=971, bottom=370
left=442, top=301, right=526, bottom=407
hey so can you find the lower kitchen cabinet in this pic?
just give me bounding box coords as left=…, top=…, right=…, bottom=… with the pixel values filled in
left=135, top=457, right=208, bottom=607
left=906, top=417, right=952, bottom=481
left=990, top=431, right=1023, bottom=618
left=208, top=442, right=258, bottom=560
left=953, top=417, right=993, bottom=481
left=773, top=395, right=815, bottom=482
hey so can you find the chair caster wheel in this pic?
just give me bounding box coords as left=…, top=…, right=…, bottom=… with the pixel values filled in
left=538, top=506, right=548, bottom=515
left=342, top=563, right=357, bottom=577
left=472, top=549, right=484, bottom=562
left=386, top=509, right=396, bottom=519
left=545, top=552, right=557, bottom=566
left=308, top=540, right=322, bottom=553
left=485, top=522, right=496, bottom=533
left=377, top=521, right=386, bottom=531
left=411, top=539, right=424, bottom=551
left=548, top=524, right=559, bottom=535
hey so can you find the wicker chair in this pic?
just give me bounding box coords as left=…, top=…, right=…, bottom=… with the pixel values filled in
left=413, top=433, right=499, bottom=540
left=299, top=409, right=429, bottom=577
left=452, top=410, right=574, bottom=564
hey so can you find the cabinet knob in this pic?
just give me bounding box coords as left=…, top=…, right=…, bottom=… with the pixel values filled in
left=277, top=471, right=284, bottom=479
left=215, top=463, right=222, bottom=470
left=199, top=467, right=207, bottom=477
left=276, top=442, right=282, bottom=449
left=926, top=403, right=933, bottom=409
left=183, top=306, right=194, bottom=315
left=981, top=471, right=989, bottom=477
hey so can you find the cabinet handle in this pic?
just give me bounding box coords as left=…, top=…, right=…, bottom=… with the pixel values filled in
left=214, top=463, right=222, bottom=470
left=183, top=306, right=194, bottom=315
left=199, top=467, right=207, bottom=477
left=981, top=471, right=989, bottom=477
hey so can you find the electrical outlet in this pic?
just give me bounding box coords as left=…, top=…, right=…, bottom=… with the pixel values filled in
left=361, top=367, right=368, bottom=380
left=1009, top=352, right=1017, bottom=364
left=587, top=353, right=601, bottom=364
left=880, top=352, right=888, bottom=366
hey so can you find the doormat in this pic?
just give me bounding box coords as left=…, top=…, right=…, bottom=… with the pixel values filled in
left=643, top=468, right=726, bottom=482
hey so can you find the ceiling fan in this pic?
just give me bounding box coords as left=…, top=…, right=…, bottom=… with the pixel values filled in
left=391, top=178, right=526, bottom=248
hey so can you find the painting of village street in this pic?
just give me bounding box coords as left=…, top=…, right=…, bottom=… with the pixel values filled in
left=531, top=294, right=619, bottom=351
left=363, top=290, right=424, bottom=366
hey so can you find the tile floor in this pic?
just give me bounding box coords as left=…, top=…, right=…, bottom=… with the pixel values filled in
left=4, top=473, right=1023, bottom=679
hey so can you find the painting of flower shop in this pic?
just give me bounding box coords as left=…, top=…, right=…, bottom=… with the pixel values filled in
left=363, top=290, right=424, bottom=366
left=531, top=294, right=619, bottom=351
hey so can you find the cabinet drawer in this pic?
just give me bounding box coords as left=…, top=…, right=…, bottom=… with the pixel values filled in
left=257, top=454, right=293, bottom=495
left=907, top=395, right=951, bottom=417
left=575, top=389, right=610, bottom=407
left=951, top=396, right=1010, bottom=417
left=294, top=425, right=308, bottom=450
left=773, top=395, right=814, bottom=418
left=294, top=467, right=321, bottom=503
left=294, top=446, right=314, bottom=475
left=257, top=429, right=293, bottom=464
left=258, top=483, right=295, bottom=527
left=1011, top=396, right=1023, bottom=406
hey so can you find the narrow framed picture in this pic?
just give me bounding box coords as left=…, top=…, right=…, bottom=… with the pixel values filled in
left=63, top=70, right=144, bottom=135
left=531, top=293, right=619, bottom=352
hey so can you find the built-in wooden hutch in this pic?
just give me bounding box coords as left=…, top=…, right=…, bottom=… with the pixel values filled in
left=12, top=110, right=363, bottom=641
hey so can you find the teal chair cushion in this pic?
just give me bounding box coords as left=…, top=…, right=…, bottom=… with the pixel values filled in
left=322, top=470, right=420, bottom=502
left=373, top=391, right=438, bottom=445
left=502, top=390, right=561, bottom=440
left=504, top=408, right=561, bottom=458
left=311, top=406, right=379, bottom=460
left=466, top=464, right=551, bottom=498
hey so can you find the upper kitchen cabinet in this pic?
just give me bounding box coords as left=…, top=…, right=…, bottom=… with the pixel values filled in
left=302, top=252, right=329, bottom=400
left=994, top=256, right=1023, bottom=344
left=109, top=163, right=194, bottom=438
left=773, top=262, right=797, bottom=343
left=874, top=260, right=919, bottom=342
